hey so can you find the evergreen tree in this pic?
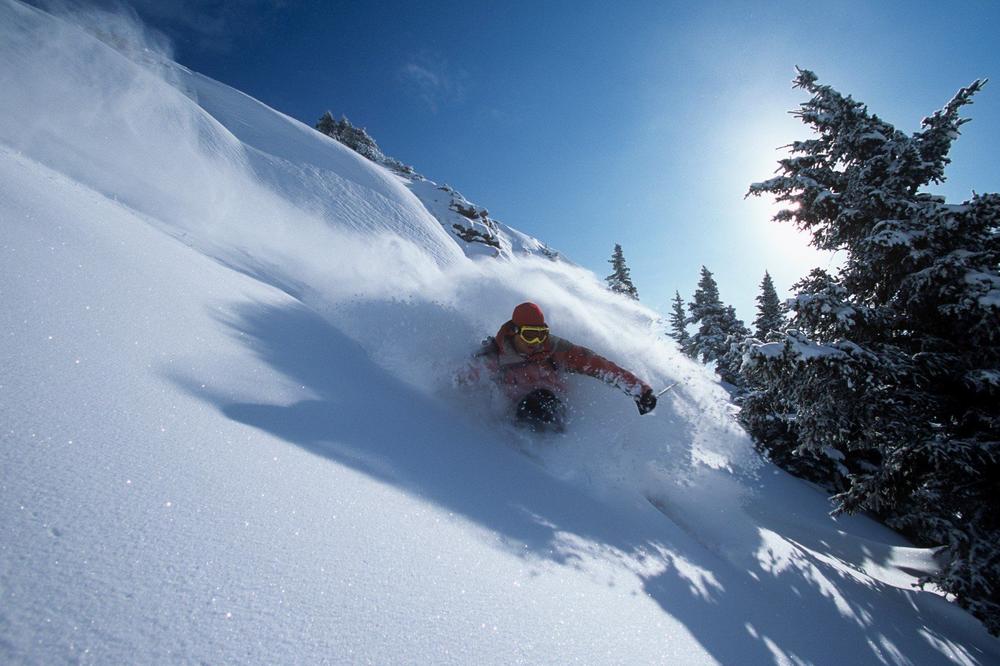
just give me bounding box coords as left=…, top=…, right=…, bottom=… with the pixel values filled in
left=744, top=69, right=999, bottom=634
left=667, top=291, right=690, bottom=350
left=753, top=271, right=786, bottom=339
left=315, top=110, right=337, bottom=136
left=314, top=112, right=387, bottom=163
left=687, top=267, right=750, bottom=384
left=606, top=244, right=639, bottom=299
left=715, top=305, right=751, bottom=387
left=687, top=266, right=728, bottom=363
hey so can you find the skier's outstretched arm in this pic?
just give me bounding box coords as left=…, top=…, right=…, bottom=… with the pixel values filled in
left=552, top=340, right=657, bottom=414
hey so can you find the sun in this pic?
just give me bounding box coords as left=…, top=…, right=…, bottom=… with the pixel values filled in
left=744, top=190, right=825, bottom=262
left=722, top=107, right=830, bottom=267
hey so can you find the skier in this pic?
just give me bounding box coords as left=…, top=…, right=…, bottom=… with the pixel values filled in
left=461, top=302, right=658, bottom=430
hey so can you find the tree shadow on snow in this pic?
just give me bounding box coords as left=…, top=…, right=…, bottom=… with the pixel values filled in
left=171, top=300, right=993, bottom=666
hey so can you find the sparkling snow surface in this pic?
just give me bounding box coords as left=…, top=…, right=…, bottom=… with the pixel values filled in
left=2, top=2, right=998, bottom=664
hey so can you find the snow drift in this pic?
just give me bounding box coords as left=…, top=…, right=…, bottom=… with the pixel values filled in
left=1, top=1, right=998, bottom=663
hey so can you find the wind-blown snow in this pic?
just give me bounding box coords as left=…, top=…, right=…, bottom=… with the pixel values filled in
left=2, top=2, right=998, bottom=663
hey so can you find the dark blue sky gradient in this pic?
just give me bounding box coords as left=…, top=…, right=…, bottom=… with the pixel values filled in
left=65, top=0, right=1000, bottom=319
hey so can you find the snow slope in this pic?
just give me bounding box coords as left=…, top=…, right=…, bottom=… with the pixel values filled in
left=1, top=2, right=997, bottom=663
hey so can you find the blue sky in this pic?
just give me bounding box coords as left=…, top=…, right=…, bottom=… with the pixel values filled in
left=92, top=0, right=1000, bottom=322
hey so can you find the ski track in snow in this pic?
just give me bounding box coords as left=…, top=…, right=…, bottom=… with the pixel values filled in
left=1, top=1, right=998, bottom=663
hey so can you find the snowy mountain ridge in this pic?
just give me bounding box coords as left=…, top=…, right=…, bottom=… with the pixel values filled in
left=315, top=112, right=562, bottom=262
left=1, top=2, right=998, bottom=663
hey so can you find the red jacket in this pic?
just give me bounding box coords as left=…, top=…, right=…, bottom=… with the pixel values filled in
left=466, top=321, right=650, bottom=402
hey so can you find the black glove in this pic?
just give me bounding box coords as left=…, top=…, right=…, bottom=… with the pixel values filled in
left=636, top=388, right=657, bottom=415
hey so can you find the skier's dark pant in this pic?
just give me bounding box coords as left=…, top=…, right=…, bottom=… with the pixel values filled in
left=515, top=389, right=564, bottom=430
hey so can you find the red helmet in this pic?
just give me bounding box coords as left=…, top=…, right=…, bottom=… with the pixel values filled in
left=511, top=302, right=546, bottom=327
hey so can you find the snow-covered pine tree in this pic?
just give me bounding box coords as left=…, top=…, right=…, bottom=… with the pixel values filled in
left=740, top=268, right=903, bottom=486
left=753, top=271, right=786, bottom=339
left=667, top=291, right=691, bottom=350
left=314, top=113, right=383, bottom=161
left=715, top=305, right=750, bottom=391
left=745, top=69, right=999, bottom=634
left=606, top=244, right=639, bottom=299
left=687, top=266, right=729, bottom=363
left=715, top=305, right=750, bottom=387
left=315, top=110, right=337, bottom=136
left=315, top=112, right=414, bottom=174
left=336, top=115, right=384, bottom=161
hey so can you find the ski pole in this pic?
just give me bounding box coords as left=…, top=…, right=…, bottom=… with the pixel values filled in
left=656, top=381, right=680, bottom=397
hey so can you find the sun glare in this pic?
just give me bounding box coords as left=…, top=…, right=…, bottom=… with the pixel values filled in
left=744, top=192, right=822, bottom=262
left=720, top=102, right=831, bottom=270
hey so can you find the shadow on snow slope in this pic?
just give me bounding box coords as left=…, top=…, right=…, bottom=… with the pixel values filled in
left=171, top=299, right=993, bottom=666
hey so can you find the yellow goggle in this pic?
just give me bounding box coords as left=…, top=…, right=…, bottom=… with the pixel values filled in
left=517, top=325, right=549, bottom=344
